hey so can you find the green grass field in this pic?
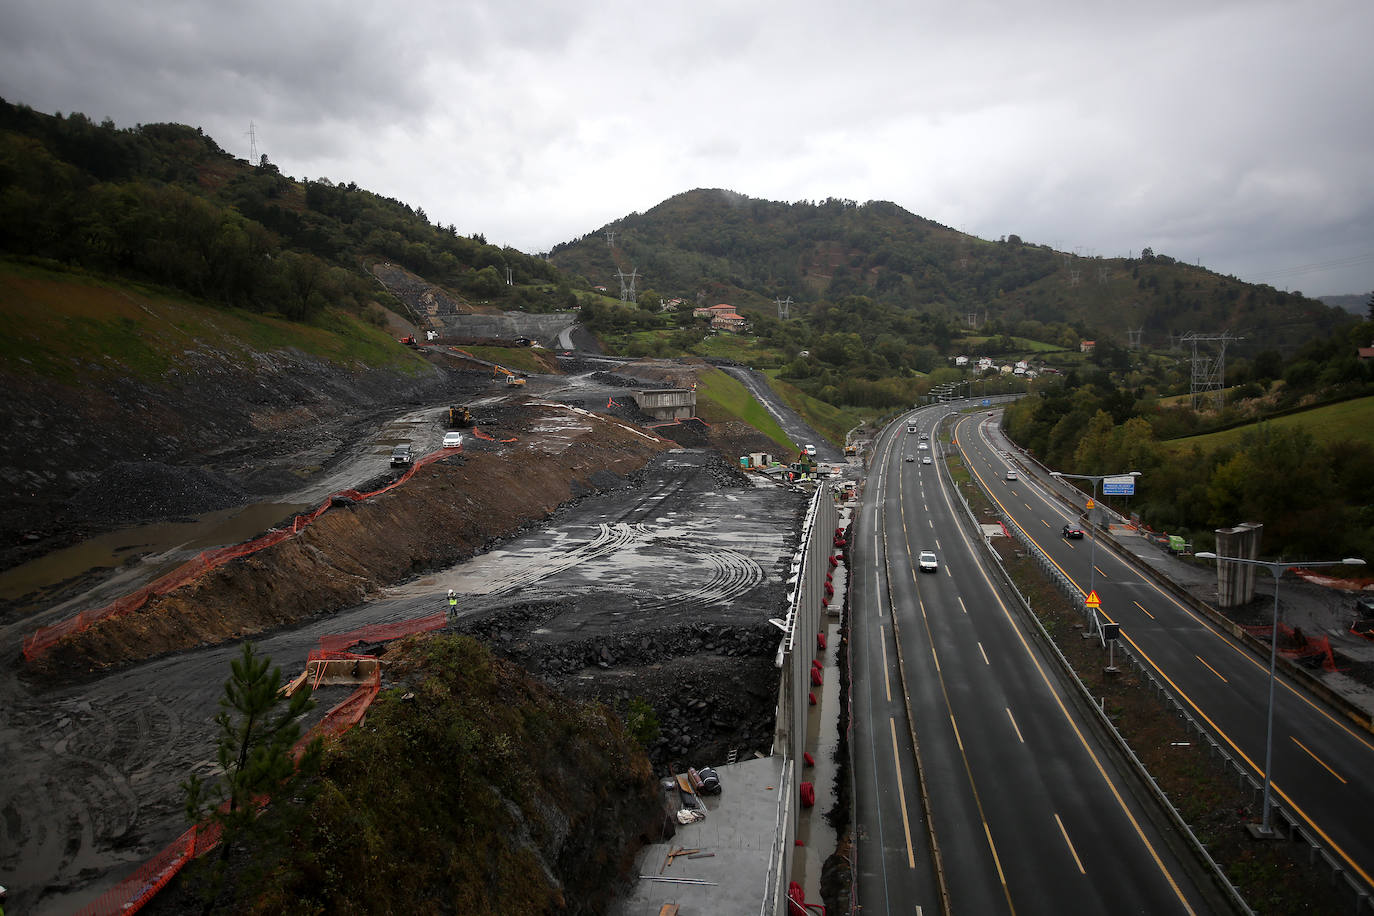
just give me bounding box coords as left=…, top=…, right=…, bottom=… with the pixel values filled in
left=951, top=335, right=1068, bottom=354
left=454, top=344, right=553, bottom=375
left=0, top=260, right=418, bottom=385
left=694, top=333, right=788, bottom=367
left=1160, top=396, right=1374, bottom=454
left=694, top=368, right=795, bottom=452
left=763, top=371, right=877, bottom=445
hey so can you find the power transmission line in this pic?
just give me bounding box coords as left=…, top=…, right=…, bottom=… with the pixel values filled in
left=1245, top=251, right=1374, bottom=284
left=1182, top=331, right=1243, bottom=412
left=615, top=267, right=638, bottom=303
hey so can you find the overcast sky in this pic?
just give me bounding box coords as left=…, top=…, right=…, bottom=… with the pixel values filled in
left=2, top=0, right=1372, bottom=298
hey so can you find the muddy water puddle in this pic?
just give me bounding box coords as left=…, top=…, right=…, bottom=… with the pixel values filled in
left=0, top=502, right=307, bottom=601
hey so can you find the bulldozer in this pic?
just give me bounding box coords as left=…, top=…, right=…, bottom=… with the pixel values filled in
left=446, top=405, right=475, bottom=428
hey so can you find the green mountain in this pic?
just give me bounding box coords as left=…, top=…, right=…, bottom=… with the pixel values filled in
left=550, top=188, right=1353, bottom=356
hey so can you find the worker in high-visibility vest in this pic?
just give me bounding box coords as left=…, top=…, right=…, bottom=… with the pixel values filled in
left=446, top=589, right=458, bottom=624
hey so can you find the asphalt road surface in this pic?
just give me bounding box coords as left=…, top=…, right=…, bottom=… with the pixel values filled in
left=959, top=410, right=1374, bottom=901
left=850, top=403, right=1221, bottom=914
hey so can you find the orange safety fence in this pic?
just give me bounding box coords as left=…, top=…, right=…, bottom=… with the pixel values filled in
left=23, top=449, right=456, bottom=661
left=317, top=613, right=447, bottom=653
left=1292, top=568, right=1374, bottom=590
left=470, top=427, right=519, bottom=443
left=644, top=416, right=711, bottom=428
left=1242, top=622, right=1344, bottom=672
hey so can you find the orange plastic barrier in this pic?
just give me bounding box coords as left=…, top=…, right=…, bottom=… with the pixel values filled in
left=317, top=613, right=447, bottom=653
left=470, top=428, right=518, bottom=443
left=1243, top=622, right=1344, bottom=672
left=24, top=450, right=454, bottom=661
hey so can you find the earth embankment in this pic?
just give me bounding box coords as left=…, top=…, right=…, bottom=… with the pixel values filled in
left=30, top=403, right=674, bottom=677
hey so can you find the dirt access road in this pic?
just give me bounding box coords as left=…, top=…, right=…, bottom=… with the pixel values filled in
left=0, top=380, right=808, bottom=915
left=719, top=365, right=841, bottom=461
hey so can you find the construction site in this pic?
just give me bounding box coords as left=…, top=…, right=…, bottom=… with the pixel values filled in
left=0, top=297, right=862, bottom=915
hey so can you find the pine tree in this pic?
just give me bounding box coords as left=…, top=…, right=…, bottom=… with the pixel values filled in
left=183, top=642, right=321, bottom=910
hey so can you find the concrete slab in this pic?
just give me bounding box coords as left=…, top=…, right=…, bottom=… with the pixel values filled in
left=610, top=754, right=788, bottom=915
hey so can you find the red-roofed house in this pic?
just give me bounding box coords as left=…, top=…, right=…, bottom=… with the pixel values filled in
left=693, top=303, right=748, bottom=331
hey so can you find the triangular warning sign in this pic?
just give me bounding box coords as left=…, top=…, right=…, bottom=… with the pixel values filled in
left=1085, top=590, right=1101, bottom=609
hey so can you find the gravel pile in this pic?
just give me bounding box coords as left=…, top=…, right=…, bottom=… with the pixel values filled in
left=449, top=611, right=783, bottom=767
left=590, top=370, right=647, bottom=389
left=65, top=461, right=249, bottom=524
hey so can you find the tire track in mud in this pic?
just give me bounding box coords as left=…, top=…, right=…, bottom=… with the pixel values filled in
left=1, top=689, right=196, bottom=914
left=476, top=519, right=765, bottom=610
left=639, top=541, right=765, bottom=610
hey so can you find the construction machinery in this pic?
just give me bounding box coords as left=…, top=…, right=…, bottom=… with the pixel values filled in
left=492, top=365, right=527, bottom=387
left=446, top=405, right=475, bottom=428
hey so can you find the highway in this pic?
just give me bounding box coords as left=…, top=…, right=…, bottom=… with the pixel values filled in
left=851, top=402, right=1220, bottom=914
left=955, top=409, right=1374, bottom=902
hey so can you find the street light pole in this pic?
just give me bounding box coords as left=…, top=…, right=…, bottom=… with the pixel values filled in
left=1050, top=470, right=1141, bottom=636
left=1195, top=551, right=1365, bottom=837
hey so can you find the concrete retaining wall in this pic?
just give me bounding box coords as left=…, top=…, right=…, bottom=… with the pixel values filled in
left=765, top=486, right=838, bottom=913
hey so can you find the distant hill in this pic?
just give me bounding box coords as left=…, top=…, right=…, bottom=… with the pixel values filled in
left=1320, top=293, right=1371, bottom=316
left=551, top=189, right=1355, bottom=356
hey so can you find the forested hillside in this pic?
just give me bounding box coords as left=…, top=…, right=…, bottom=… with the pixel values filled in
left=552, top=189, right=1352, bottom=355
left=0, top=99, right=570, bottom=321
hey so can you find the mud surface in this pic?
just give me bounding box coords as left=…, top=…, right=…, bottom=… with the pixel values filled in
left=0, top=364, right=808, bottom=914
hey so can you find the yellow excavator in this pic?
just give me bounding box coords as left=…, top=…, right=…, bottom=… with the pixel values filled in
left=492, top=365, right=527, bottom=387
left=446, top=405, right=475, bottom=428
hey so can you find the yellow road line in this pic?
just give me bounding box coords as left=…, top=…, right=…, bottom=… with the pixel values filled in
left=1292, top=736, right=1347, bottom=784
left=1006, top=707, right=1025, bottom=743
left=1196, top=655, right=1229, bottom=684
left=1055, top=813, right=1086, bottom=874
left=881, top=624, right=892, bottom=703
left=890, top=717, right=917, bottom=868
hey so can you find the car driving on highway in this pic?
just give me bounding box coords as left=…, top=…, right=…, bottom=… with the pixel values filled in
left=918, top=550, right=938, bottom=573
left=1062, top=524, right=1084, bottom=539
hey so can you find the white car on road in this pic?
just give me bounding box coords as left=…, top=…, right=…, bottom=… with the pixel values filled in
left=918, top=550, right=938, bottom=573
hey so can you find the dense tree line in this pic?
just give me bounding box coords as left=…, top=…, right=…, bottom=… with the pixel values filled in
left=1003, top=316, right=1374, bottom=560
left=0, top=100, right=561, bottom=319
